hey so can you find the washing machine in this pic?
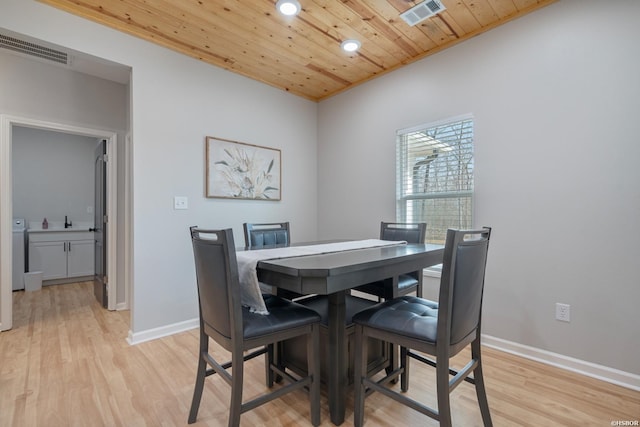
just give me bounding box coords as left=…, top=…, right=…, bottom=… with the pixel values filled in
left=12, top=218, right=26, bottom=290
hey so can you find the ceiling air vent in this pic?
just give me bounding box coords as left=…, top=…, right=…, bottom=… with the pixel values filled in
left=400, top=0, right=446, bottom=26
left=0, top=33, right=69, bottom=65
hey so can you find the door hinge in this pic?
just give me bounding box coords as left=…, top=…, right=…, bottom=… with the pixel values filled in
left=103, top=215, right=108, bottom=223
left=104, top=275, right=108, bottom=284
left=104, top=154, right=109, bottom=162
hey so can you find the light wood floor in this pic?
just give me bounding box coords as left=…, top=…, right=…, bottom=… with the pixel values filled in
left=1, top=282, right=638, bottom=426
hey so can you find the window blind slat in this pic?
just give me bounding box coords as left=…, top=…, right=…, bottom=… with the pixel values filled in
left=396, top=117, right=474, bottom=244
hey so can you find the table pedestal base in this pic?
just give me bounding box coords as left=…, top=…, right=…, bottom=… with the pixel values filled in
left=279, top=295, right=390, bottom=424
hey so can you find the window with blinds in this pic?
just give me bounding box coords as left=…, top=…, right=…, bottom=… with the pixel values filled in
left=396, top=116, right=474, bottom=245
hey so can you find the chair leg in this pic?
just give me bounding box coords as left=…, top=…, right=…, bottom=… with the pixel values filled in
left=188, top=333, right=209, bottom=424
left=436, top=359, right=453, bottom=427
left=266, top=344, right=274, bottom=387
left=275, top=341, right=284, bottom=383
left=400, top=346, right=409, bottom=392
left=472, top=340, right=493, bottom=426
left=386, top=342, right=398, bottom=379
left=382, top=280, right=399, bottom=382
left=229, top=350, right=244, bottom=427
left=353, top=324, right=367, bottom=427
left=308, top=324, right=321, bottom=426
left=267, top=342, right=285, bottom=384
left=187, top=351, right=207, bottom=423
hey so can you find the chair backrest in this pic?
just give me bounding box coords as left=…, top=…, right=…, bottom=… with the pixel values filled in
left=190, top=227, right=242, bottom=350
left=438, top=228, right=491, bottom=349
left=380, top=222, right=427, bottom=244
left=243, top=222, right=290, bottom=248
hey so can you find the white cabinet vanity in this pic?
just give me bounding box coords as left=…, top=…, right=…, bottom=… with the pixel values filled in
left=28, top=230, right=95, bottom=284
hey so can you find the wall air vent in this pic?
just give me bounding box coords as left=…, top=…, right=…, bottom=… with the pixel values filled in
left=400, top=0, right=446, bottom=26
left=0, top=33, right=69, bottom=65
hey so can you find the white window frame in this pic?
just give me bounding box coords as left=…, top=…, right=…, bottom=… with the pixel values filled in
left=396, top=114, right=474, bottom=245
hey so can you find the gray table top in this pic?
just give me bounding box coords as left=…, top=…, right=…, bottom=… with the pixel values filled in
left=257, top=243, right=444, bottom=294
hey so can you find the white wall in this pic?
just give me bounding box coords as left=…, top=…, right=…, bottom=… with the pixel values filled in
left=127, top=52, right=318, bottom=333
left=12, top=127, right=96, bottom=227
left=0, top=47, right=129, bottom=308
left=318, top=0, right=640, bottom=375
left=0, top=0, right=318, bottom=336
left=0, top=50, right=127, bottom=130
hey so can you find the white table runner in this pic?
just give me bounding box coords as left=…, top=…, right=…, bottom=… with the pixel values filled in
left=236, top=239, right=406, bottom=314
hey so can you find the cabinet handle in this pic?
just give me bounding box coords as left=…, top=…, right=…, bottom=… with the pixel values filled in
left=68, top=242, right=71, bottom=252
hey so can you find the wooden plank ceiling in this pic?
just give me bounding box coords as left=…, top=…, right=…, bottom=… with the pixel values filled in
left=37, top=0, right=556, bottom=101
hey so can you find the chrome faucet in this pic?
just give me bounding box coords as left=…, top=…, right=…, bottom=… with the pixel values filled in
left=64, top=215, right=72, bottom=229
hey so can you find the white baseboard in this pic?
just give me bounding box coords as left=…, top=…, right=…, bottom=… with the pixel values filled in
left=127, top=317, right=199, bottom=345
left=483, top=335, right=640, bottom=391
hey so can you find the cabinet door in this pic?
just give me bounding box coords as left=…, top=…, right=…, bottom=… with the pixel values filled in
left=67, top=240, right=95, bottom=278
left=29, top=241, right=67, bottom=280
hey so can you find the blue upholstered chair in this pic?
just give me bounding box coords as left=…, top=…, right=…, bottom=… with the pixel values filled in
left=243, top=222, right=290, bottom=248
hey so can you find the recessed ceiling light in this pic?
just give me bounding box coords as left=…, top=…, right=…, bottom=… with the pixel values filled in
left=341, top=39, right=361, bottom=53
left=276, top=0, right=301, bottom=16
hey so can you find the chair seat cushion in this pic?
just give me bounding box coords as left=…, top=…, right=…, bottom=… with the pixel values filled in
left=397, top=274, right=419, bottom=290
left=243, top=294, right=321, bottom=339
left=352, top=296, right=439, bottom=342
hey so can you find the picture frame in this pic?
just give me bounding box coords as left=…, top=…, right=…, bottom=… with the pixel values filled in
left=206, top=136, right=281, bottom=200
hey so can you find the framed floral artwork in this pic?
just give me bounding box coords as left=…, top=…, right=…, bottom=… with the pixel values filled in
left=206, top=136, right=281, bottom=200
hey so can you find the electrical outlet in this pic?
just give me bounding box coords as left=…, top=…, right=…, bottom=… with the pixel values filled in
left=555, top=303, right=570, bottom=322
left=173, top=196, right=188, bottom=210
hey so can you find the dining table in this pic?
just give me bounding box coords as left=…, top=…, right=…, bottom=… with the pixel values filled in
left=254, top=242, right=444, bottom=425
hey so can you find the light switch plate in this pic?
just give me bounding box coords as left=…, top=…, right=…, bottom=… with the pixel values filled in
left=174, top=196, right=188, bottom=210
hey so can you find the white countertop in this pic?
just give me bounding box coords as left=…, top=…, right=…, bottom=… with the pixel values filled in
left=28, top=227, right=94, bottom=233
left=28, top=221, right=94, bottom=233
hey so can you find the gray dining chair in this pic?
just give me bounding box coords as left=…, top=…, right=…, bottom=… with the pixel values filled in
left=188, top=227, right=321, bottom=427
left=243, top=221, right=307, bottom=301
left=354, top=222, right=427, bottom=300
left=353, top=227, right=493, bottom=427
left=243, top=222, right=290, bottom=248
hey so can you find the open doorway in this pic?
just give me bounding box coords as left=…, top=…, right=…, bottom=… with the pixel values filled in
left=0, top=115, right=120, bottom=331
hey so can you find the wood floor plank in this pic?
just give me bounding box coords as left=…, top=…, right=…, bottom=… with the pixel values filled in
left=1, top=282, right=638, bottom=426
